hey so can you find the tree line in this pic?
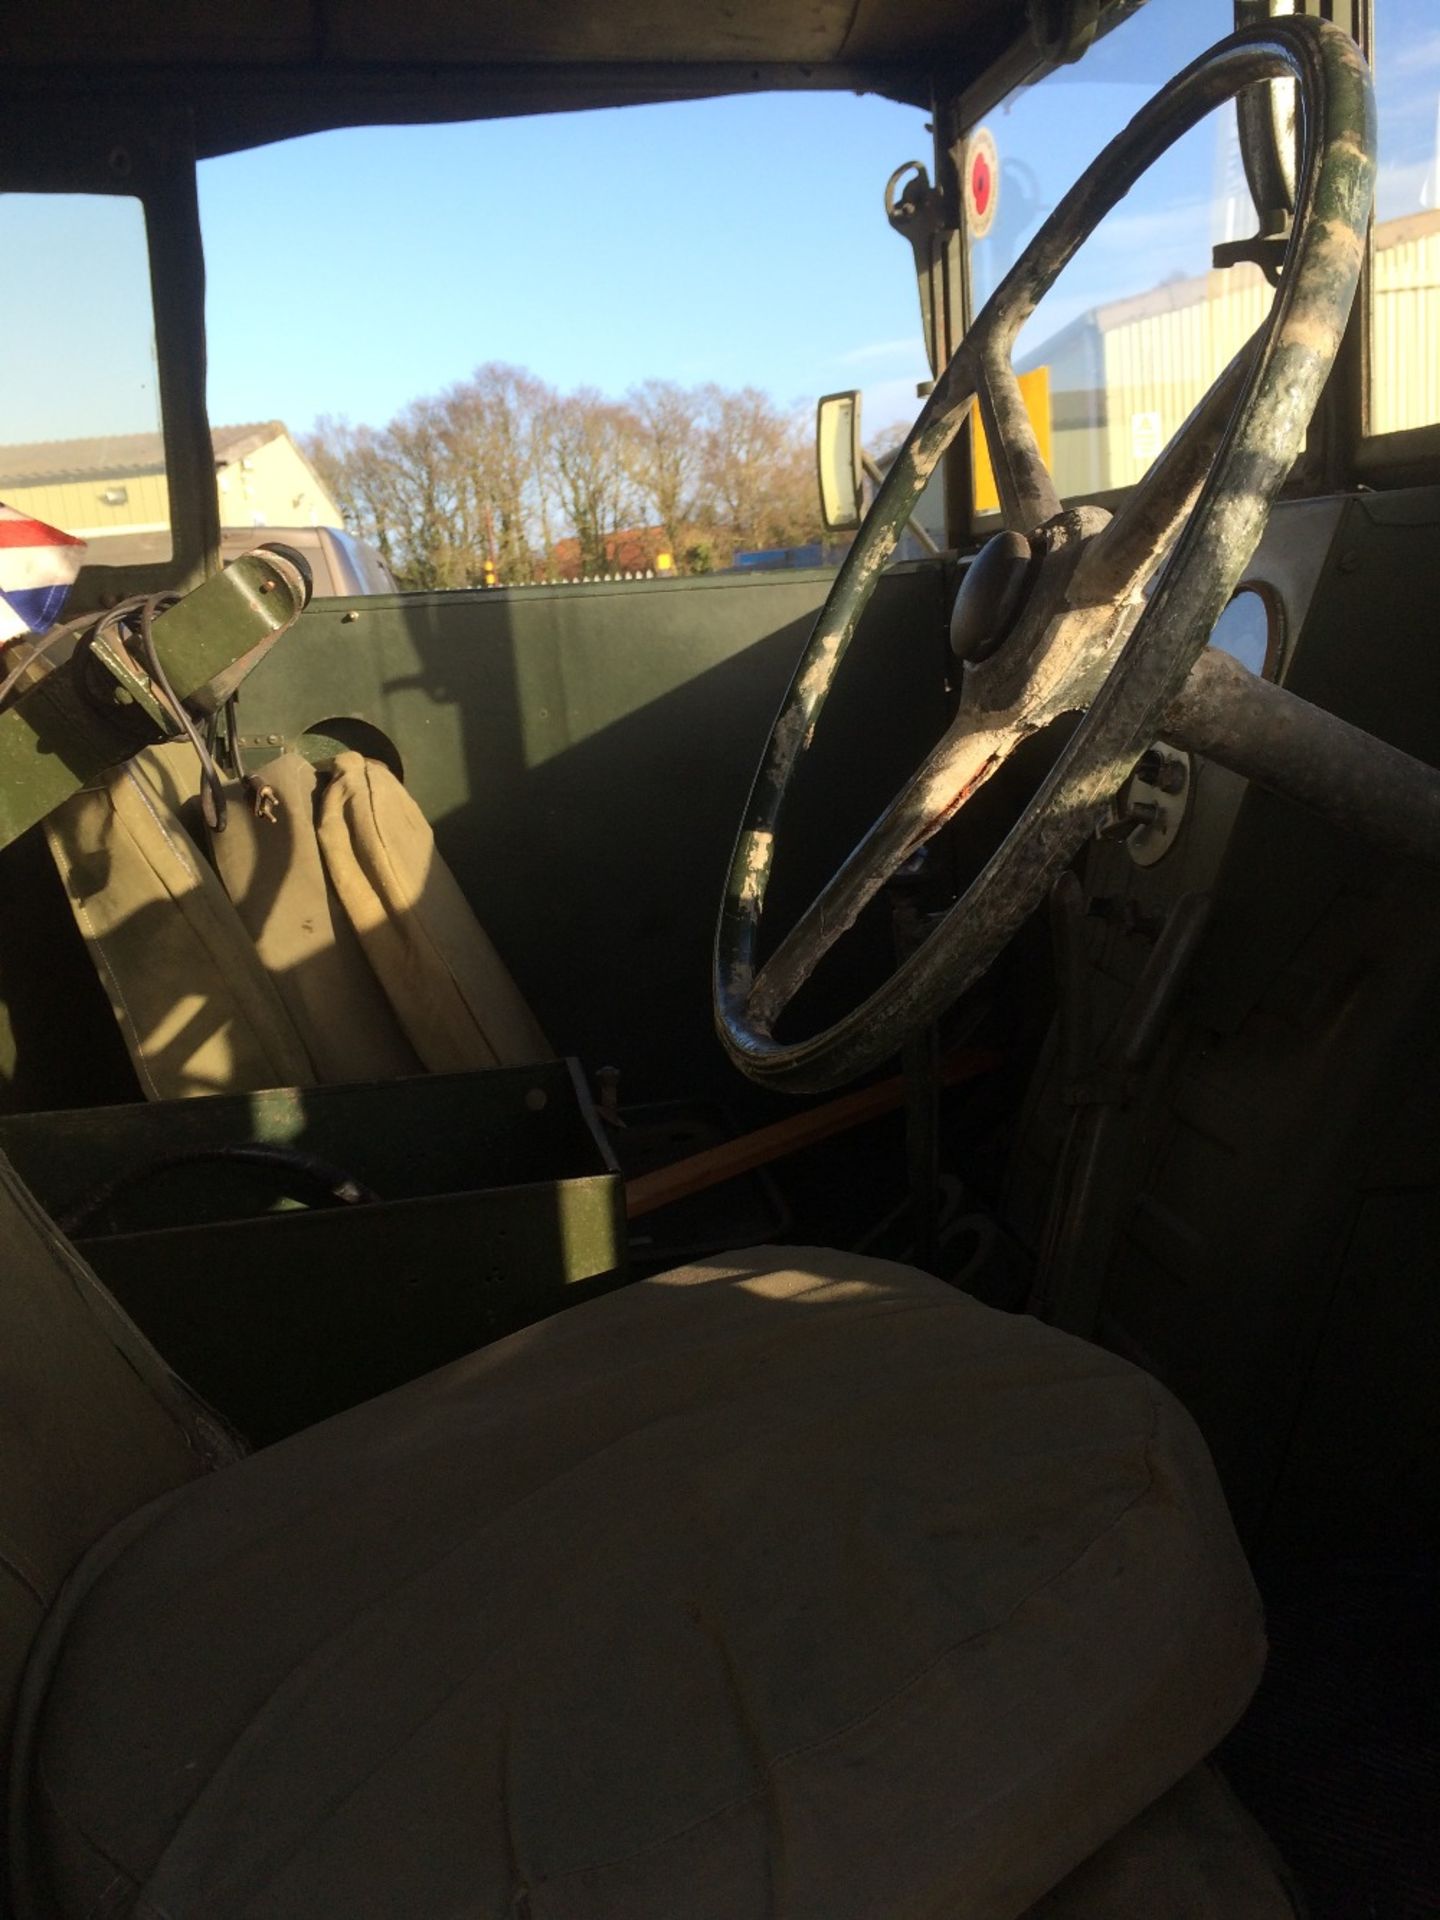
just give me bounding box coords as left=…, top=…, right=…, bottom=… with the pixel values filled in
left=304, top=366, right=825, bottom=590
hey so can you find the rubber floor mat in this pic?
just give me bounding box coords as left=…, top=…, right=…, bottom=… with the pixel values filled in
left=1223, top=1556, right=1440, bottom=1920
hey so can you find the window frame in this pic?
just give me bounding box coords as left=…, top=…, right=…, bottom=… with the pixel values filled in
left=1350, top=0, right=1440, bottom=480
left=0, top=103, right=219, bottom=608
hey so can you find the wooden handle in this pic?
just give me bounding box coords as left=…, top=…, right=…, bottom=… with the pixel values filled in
left=624, top=1047, right=1001, bottom=1220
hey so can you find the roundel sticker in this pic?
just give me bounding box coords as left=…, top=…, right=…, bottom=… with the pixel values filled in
left=965, top=127, right=999, bottom=239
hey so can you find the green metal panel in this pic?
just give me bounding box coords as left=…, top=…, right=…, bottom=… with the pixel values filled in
left=1004, top=487, right=1440, bottom=1551
left=0, top=1060, right=627, bottom=1445
left=236, top=565, right=952, bottom=1107
left=77, top=1177, right=626, bottom=1447
left=0, top=661, right=153, bottom=852
left=0, top=564, right=951, bottom=1117
left=0, top=1060, right=615, bottom=1225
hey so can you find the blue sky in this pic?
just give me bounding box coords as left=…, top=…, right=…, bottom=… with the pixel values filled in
left=197, top=91, right=938, bottom=444
left=2, top=0, right=1435, bottom=457
left=189, top=0, right=1237, bottom=442
left=193, top=51, right=1219, bottom=445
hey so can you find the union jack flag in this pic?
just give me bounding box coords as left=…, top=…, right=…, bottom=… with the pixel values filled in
left=0, top=504, right=86, bottom=645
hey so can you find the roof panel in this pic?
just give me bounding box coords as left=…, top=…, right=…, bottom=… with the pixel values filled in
left=0, top=425, right=278, bottom=490
left=2, top=0, right=1026, bottom=156
left=8, top=0, right=1011, bottom=70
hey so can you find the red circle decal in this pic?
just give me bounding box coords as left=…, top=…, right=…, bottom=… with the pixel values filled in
left=965, top=127, right=999, bottom=237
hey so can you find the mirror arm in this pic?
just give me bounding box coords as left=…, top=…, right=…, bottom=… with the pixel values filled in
left=861, top=452, right=942, bottom=556
left=885, top=162, right=963, bottom=378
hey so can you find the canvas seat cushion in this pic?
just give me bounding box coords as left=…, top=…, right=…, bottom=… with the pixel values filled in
left=15, top=1247, right=1264, bottom=1920
left=316, top=750, right=553, bottom=1072
left=43, top=745, right=315, bottom=1100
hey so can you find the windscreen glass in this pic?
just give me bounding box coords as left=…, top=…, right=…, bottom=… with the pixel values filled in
left=967, top=0, right=1258, bottom=511
left=1369, top=0, right=1440, bottom=437
left=198, top=93, right=935, bottom=589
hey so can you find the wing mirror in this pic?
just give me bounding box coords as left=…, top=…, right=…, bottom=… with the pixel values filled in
left=816, top=388, right=943, bottom=555
left=816, top=390, right=865, bottom=532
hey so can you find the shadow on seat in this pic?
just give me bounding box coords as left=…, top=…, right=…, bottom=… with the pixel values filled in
left=43, top=743, right=551, bottom=1101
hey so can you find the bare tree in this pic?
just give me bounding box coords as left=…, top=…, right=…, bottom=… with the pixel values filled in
left=309, top=366, right=823, bottom=588
left=306, top=417, right=411, bottom=579
left=384, top=396, right=477, bottom=589
left=439, top=365, right=559, bottom=584
left=548, top=390, right=641, bottom=576
left=699, top=386, right=821, bottom=563
left=623, top=379, right=704, bottom=569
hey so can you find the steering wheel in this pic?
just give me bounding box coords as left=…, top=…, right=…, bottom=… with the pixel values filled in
left=714, top=17, right=1374, bottom=1094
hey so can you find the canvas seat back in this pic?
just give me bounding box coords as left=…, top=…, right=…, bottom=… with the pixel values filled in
left=44, top=744, right=550, bottom=1101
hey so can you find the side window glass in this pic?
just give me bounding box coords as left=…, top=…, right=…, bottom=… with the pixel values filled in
left=1369, top=0, right=1440, bottom=437
left=0, top=193, right=172, bottom=564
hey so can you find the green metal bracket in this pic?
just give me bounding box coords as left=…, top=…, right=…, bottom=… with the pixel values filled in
left=87, top=632, right=174, bottom=733
left=0, top=550, right=308, bottom=852
left=158, top=550, right=310, bottom=712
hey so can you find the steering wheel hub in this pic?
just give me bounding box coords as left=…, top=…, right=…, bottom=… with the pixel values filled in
left=950, top=528, right=1037, bottom=664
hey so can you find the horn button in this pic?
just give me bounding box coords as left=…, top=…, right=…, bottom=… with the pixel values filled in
left=950, top=528, right=1038, bottom=664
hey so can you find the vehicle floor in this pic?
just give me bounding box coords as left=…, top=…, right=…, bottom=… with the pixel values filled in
left=1223, top=1554, right=1440, bottom=1920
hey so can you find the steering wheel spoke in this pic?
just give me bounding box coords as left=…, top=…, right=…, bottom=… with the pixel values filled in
left=749, top=711, right=1028, bottom=1031
left=974, top=337, right=1063, bottom=537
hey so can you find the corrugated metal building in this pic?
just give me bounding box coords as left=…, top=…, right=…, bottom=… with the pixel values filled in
left=0, top=421, right=341, bottom=541
left=1371, top=207, right=1440, bottom=436
left=1021, top=208, right=1440, bottom=496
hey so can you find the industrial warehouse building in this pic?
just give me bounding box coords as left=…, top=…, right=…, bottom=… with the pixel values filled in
left=0, top=421, right=341, bottom=545
left=1022, top=207, right=1440, bottom=498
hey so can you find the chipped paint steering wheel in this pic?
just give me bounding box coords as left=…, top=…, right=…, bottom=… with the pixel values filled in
left=714, top=17, right=1374, bottom=1095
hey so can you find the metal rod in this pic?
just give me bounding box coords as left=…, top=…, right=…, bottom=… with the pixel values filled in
left=1165, top=646, right=1440, bottom=870
left=861, top=453, right=942, bottom=555
left=1030, top=890, right=1212, bottom=1333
